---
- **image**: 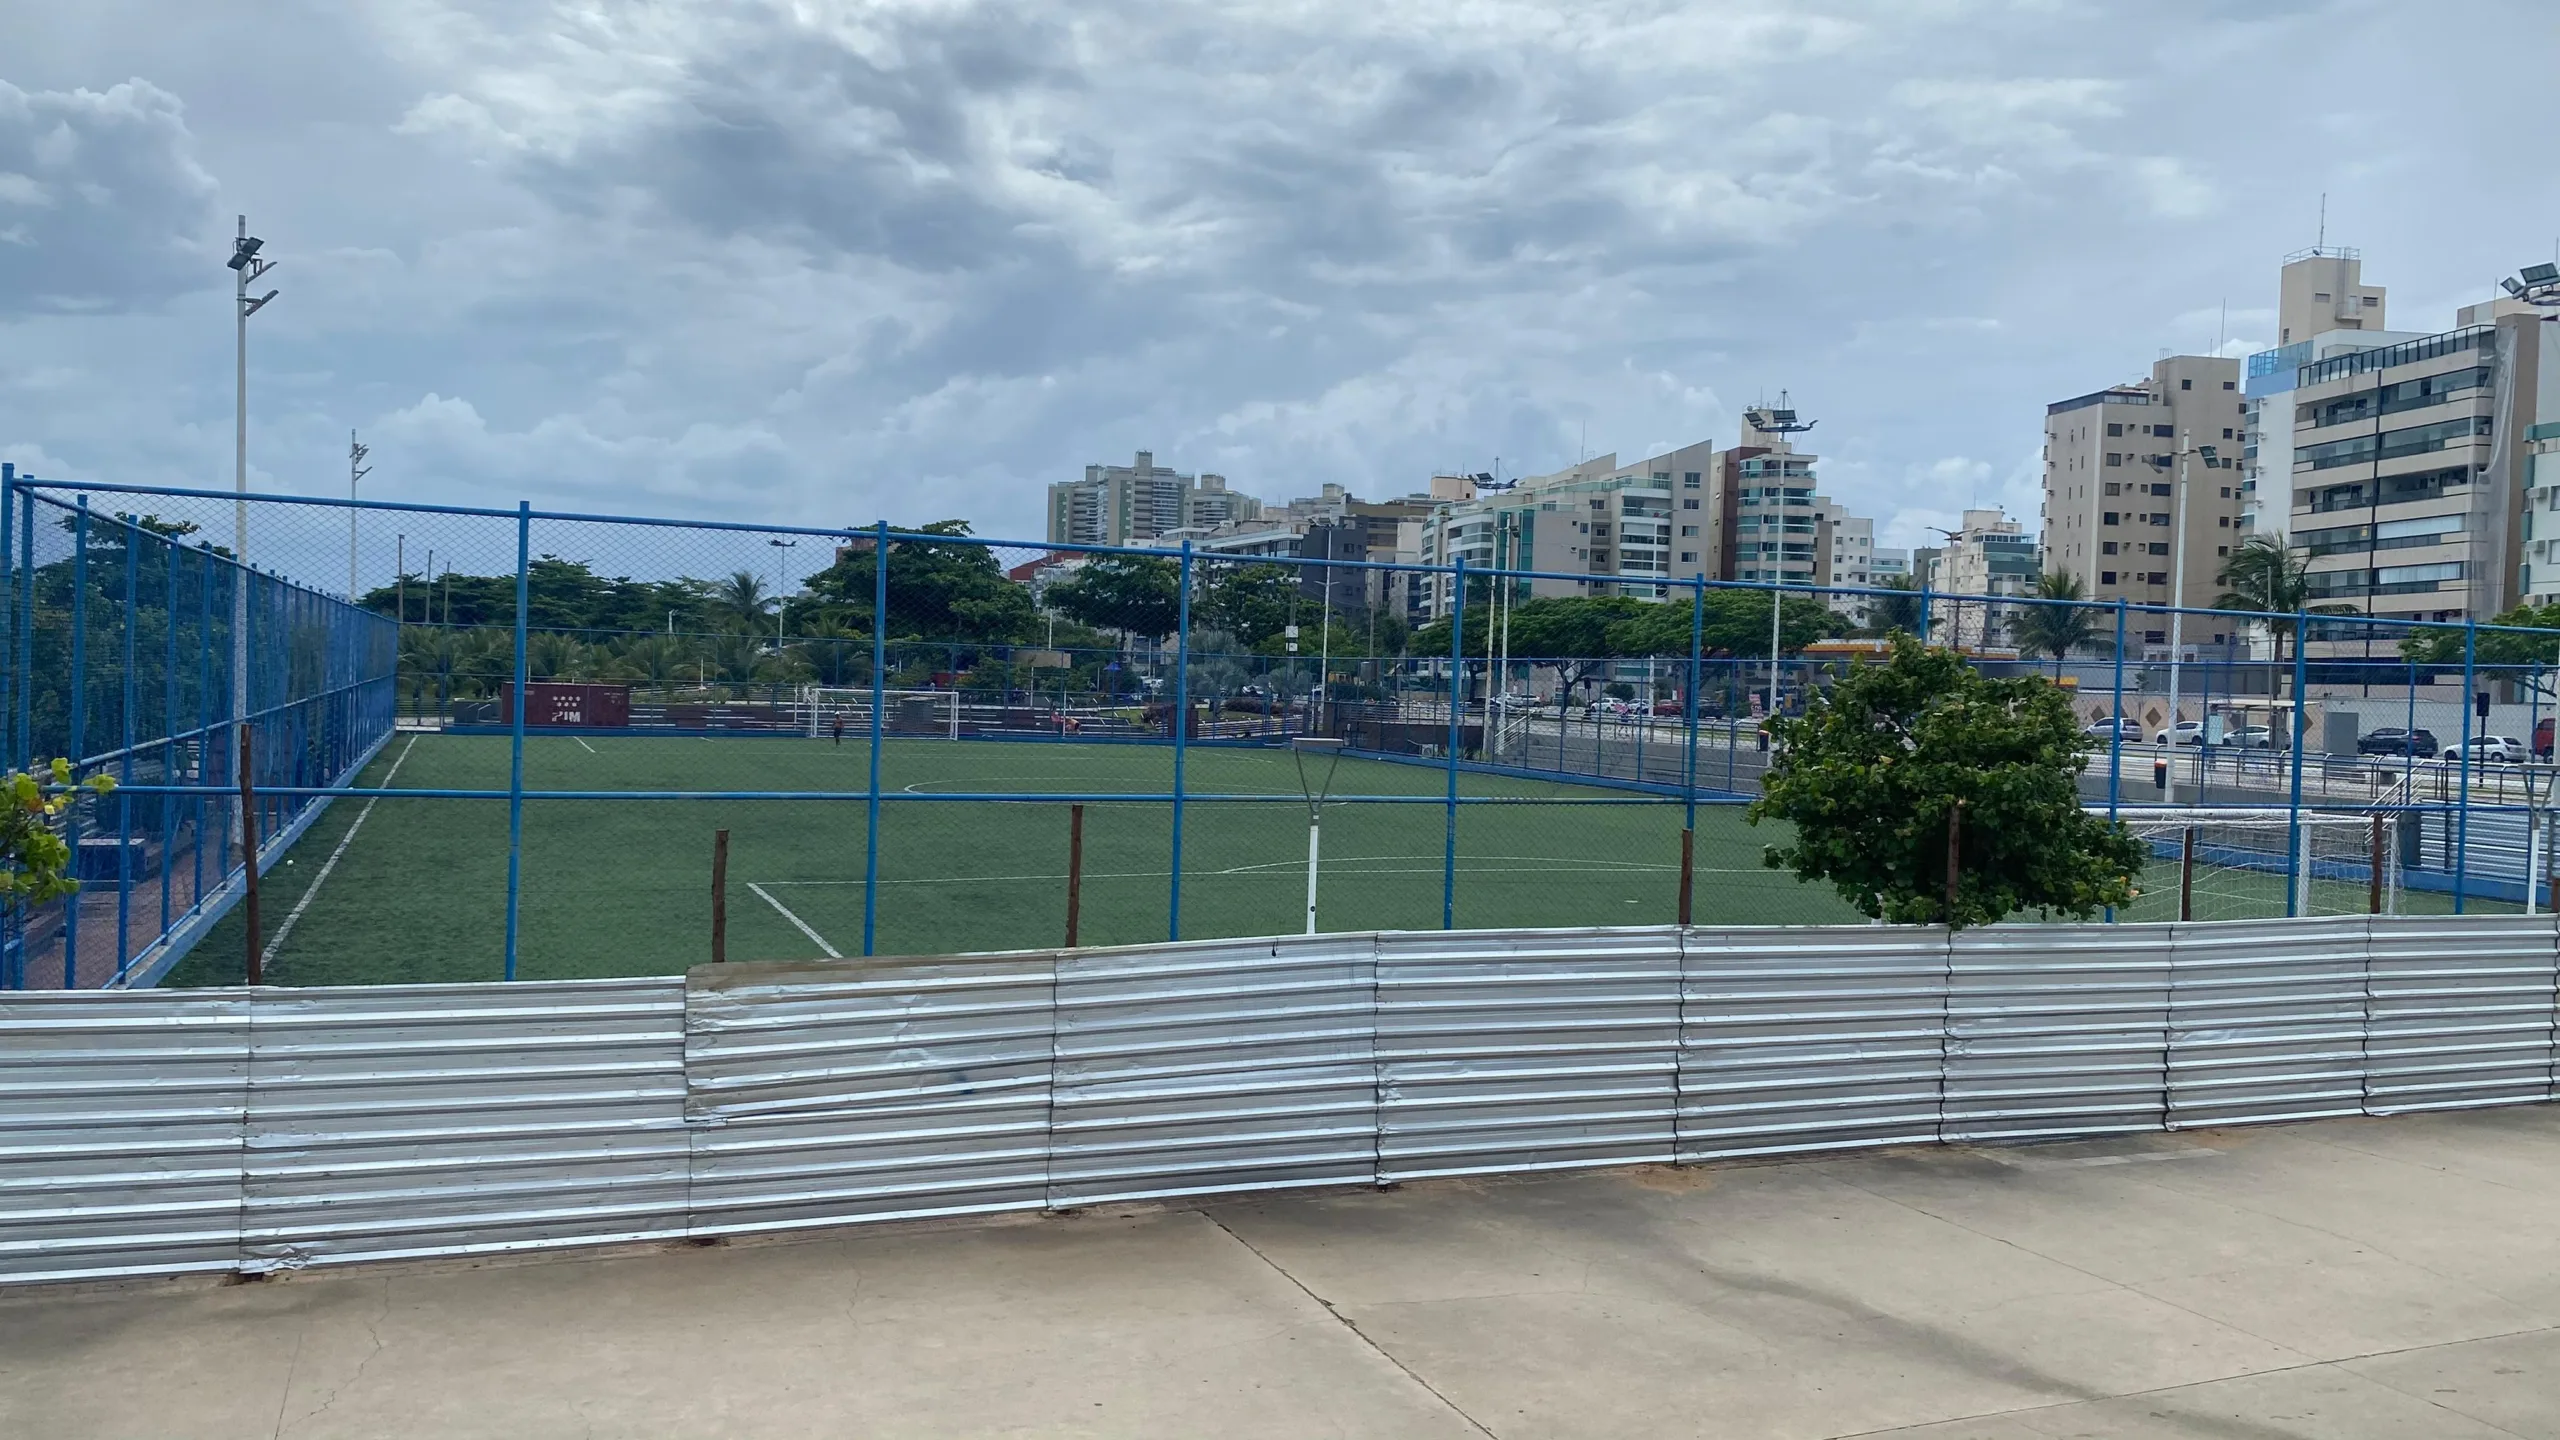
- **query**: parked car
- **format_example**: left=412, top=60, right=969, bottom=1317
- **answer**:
left=2537, top=716, right=2553, bottom=761
left=2230, top=725, right=2276, bottom=750
left=2441, top=736, right=2528, bottom=765
left=2083, top=718, right=2139, bottom=742
left=2153, top=721, right=2207, bottom=746
left=2358, top=727, right=2440, bottom=758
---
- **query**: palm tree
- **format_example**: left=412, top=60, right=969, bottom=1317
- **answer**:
left=2012, top=571, right=2098, bottom=678
left=1866, top=575, right=1924, bottom=636
left=710, top=571, right=772, bottom=633
left=2215, top=535, right=2310, bottom=698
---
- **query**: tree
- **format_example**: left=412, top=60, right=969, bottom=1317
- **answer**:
left=2011, top=571, right=2098, bottom=676
left=710, top=571, right=772, bottom=632
left=2400, top=601, right=2560, bottom=668
left=2, top=760, right=117, bottom=919
left=1749, top=633, right=2145, bottom=928
left=1046, top=555, right=1183, bottom=641
left=1864, top=575, right=1923, bottom=637
left=1199, top=563, right=1298, bottom=646
left=801, top=521, right=1041, bottom=644
left=2212, top=535, right=2353, bottom=697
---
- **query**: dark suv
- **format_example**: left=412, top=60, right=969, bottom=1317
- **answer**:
left=2358, top=728, right=2439, bottom=758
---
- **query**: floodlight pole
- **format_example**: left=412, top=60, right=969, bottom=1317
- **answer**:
left=348, top=430, right=371, bottom=602
left=769, top=538, right=798, bottom=651
left=228, top=215, right=278, bottom=857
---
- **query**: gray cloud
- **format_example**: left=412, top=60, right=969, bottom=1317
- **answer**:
left=2, top=0, right=2555, bottom=567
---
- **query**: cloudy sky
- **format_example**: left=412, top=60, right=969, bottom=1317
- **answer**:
left=4, top=0, right=2556, bottom=558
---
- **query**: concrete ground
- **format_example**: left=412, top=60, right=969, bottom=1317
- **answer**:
left=5, top=1109, right=2557, bottom=1439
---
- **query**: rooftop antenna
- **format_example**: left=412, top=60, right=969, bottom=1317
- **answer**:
left=2317, top=193, right=2326, bottom=251
left=2216, top=298, right=2226, bottom=355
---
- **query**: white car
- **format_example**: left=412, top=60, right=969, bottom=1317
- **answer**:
left=2152, top=721, right=2206, bottom=746
left=2441, top=736, right=2527, bottom=765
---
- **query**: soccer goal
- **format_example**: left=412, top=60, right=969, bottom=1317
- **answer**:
left=800, top=686, right=961, bottom=740
left=2115, top=808, right=2398, bottom=920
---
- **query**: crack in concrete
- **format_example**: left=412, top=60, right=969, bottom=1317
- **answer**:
left=1201, top=1210, right=1502, bottom=1438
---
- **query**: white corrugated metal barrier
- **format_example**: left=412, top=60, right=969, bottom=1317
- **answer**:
left=4, top=916, right=2555, bottom=1286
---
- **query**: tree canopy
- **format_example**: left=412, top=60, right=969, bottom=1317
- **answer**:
left=1748, top=633, right=2144, bottom=928
left=1044, top=554, right=1183, bottom=640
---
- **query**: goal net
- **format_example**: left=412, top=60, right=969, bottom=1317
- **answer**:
left=2114, top=809, right=2396, bottom=920
left=800, top=687, right=960, bottom=740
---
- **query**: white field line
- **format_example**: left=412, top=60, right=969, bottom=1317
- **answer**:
left=746, top=881, right=843, bottom=958
left=261, top=734, right=420, bottom=968
left=575, top=736, right=599, bottom=754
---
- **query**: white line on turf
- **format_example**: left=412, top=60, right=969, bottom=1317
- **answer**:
left=260, top=733, right=419, bottom=969
left=747, top=882, right=843, bottom=958
left=575, top=736, right=599, bottom=754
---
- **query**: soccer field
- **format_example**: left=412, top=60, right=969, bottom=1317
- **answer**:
left=162, top=732, right=2489, bottom=988
left=166, top=734, right=1856, bottom=986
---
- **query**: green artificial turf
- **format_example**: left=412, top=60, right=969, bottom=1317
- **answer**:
left=162, top=733, right=2503, bottom=988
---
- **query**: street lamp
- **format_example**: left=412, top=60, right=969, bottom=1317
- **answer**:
left=2499, top=262, right=2560, bottom=309
left=767, top=538, right=798, bottom=649
left=2165, top=433, right=2220, bottom=756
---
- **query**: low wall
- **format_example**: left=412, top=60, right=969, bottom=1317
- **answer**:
left=3, top=915, right=2555, bottom=1285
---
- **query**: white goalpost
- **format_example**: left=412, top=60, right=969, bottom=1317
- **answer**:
left=2112, top=807, right=2398, bottom=920
left=799, top=686, right=961, bottom=740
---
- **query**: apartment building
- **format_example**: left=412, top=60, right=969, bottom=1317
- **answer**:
left=2042, top=354, right=2248, bottom=637
left=1414, top=408, right=1870, bottom=617
left=2289, top=314, right=2550, bottom=630
left=1927, top=509, right=2039, bottom=648
left=1046, top=450, right=1264, bottom=545
left=1815, top=502, right=1879, bottom=620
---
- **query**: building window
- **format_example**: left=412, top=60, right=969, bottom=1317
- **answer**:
left=1679, top=524, right=1698, bottom=536
left=2104, top=482, right=2121, bottom=496
left=2102, top=541, right=2119, bottom=555
left=2216, top=545, right=2228, bottom=556
left=2151, top=483, right=2172, bottom=496
left=2149, top=513, right=2171, bottom=525
left=2222, top=380, right=2236, bottom=390
left=1681, top=498, right=1699, bottom=510
left=2180, top=379, right=2192, bottom=390
left=1683, top=472, right=1701, bottom=488
left=2145, top=630, right=2168, bottom=644
left=1678, top=551, right=1696, bottom=562
left=2221, top=428, right=2233, bottom=439
left=2101, top=571, right=2118, bottom=585
left=2106, top=453, right=2123, bottom=467
left=2107, top=422, right=2124, bottom=437
left=2219, top=516, right=2230, bottom=527
left=2150, top=572, right=2169, bottom=584
left=2103, top=512, right=2120, bottom=525
left=2220, top=487, right=2231, bottom=498
left=2148, top=543, right=2169, bottom=556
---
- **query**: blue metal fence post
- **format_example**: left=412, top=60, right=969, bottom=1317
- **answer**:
left=116, top=514, right=137, bottom=978
left=2106, top=599, right=2126, bottom=923
left=1169, top=542, right=1193, bottom=942
left=65, top=498, right=89, bottom=987
left=16, top=483, right=32, bottom=770
left=0, top=463, right=12, bottom=773
left=2287, top=606, right=2312, bottom=917
left=1920, top=584, right=1934, bottom=645
left=862, top=522, right=887, bottom=956
left=503, top=501, right=529, bottom=980
left=2454, top=617, right=2476, bottom=914
left=160, top=534, right=177, bottom=947
left=1443, top=558, right=1466, bottom=928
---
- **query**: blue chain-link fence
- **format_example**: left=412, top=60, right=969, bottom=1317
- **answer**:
left=7, top=467, right=2558, bottom=989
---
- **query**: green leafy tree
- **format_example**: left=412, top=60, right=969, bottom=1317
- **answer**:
left=2401, top=601, right=2560, bottom=668
left=2, top=760, right=117, bottom=916
left=801, top=521, right=1041, bottom=644
left=1749, top=634, right=2145, bottom=928
left=709, top=571, right=773, bottom=632
left=2011, top=571, right=2099, bottom=676
left=1200, top=563, right=1299, bottom=646
left=1046, top=554, right=1183, bottom=641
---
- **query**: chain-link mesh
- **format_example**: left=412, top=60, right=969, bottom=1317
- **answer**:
left=10, top=473, right=2560, bottom=989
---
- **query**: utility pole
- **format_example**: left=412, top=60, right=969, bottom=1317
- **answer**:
left=348, top=430, right=371, bottom=601
left=227, top=216, right=279, bottom=857
left=2166, top=433, right=2220, bottom=761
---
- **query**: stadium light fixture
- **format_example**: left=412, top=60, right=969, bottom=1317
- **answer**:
left=2509, top=262, right=2560, bottom=311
